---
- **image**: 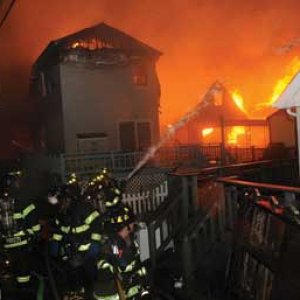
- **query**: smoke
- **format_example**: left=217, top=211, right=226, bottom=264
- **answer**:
left=275, top=37, right=300, bottom=55
left=1, top=0, right=300, bottom=123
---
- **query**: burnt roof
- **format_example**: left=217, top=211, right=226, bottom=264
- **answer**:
left=34, top=22, right=162, bottom=69
left=194, top=81, right=249, bottom=125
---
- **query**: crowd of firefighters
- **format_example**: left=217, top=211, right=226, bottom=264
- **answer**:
left=0, top=168, right=152, bottom=300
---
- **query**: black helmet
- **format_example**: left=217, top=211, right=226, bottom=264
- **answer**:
left=103, top=187, right=122, bottom=208
left=92, top=168, right=117, bottom=188
left=64, top=173, right=81, bottom=199
left=0, top=171, right=22, bottom=196
left=107, top=204, right=135, bottom=233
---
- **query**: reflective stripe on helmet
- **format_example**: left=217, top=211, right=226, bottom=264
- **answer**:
left=105, top=197, right=120, bottom=207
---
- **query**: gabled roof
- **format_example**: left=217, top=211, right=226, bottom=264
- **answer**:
left=35, top=22, right=162, bottom=68
left=273, top=71, right=300, bottom=109
left=194, top=81, right=248, bottom=125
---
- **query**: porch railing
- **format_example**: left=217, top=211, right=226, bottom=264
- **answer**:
left=22, top=145, right=277, bottom=183
left=218, top=177, right=300, bottom=300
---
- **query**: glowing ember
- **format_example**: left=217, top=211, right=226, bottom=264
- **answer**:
left=202, top=128, right=214, bottom=137
left=231, top=89, right=247, bottom=114
left=227, top=126, right=245, bottom=145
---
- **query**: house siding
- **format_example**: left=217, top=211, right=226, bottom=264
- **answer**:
left=268, top=110, right=296, bottom=147
left=60, top=59, right=160, bottom=153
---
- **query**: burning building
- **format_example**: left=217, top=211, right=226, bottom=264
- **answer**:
left=170, top=82, right=269, bottom=149
left=31, top=22, right=162, bottom=154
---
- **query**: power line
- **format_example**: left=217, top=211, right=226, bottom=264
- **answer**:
left=0, top=0, right=16, bottom=31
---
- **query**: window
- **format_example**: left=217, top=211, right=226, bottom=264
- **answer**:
left=119, top=122, right=136, bottom=151
left=119, top=121, right=152, bottom=151
left=137, top=122, right=151, bottom=150
left=132, top=64, right=147, bottom=86
left=77, top=132, right=108, bottom=153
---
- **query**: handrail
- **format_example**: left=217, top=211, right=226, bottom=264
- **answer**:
left=218, top=177, right=300, bottom=193
left=170, top=160, right=273, bottom=176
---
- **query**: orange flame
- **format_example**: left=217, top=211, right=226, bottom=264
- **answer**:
left=231, top=89, right=247, bottom=114
left=227, top=126, right=245, bottom=145
left=202, top=128, right=214, bottom=137
left=256, top=57, right=300, bottom=110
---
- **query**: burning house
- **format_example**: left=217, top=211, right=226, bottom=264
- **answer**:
left=170, top=82, right=269, bottom=149
left=31, top=22, right=162, bottom=154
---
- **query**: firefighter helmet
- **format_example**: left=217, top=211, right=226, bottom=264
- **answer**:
left=108, top=204, right=136, bottom=233
left=103, top=187, right=122, bottom=208
left=0, top=171, right=22, bottom=195
left=64, top=173, right=81, bottom=199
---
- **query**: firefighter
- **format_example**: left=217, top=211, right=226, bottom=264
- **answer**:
left=0, top=171, right=41, bottom=299
left=88, top=168, right=121, bottom=213
left=48, top=174, right=103, bottom=298
left=93, top=204, right=151, bottom=300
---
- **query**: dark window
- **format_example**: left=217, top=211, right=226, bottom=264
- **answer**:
left=137, top=122, right=151, bottom=150
left=132, top=65, right=147, bottom=86
left=119, top=122, right=136, bottom=151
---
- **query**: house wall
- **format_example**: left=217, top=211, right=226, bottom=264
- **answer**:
left=34, top=65, right=65, bottom=153
left=268, top=110, right=296, bottom=147
left=59, top=59, right=160, bottom=153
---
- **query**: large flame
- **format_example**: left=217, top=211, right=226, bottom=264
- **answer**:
left=227, top=126, right=246, bottom=145
left=255, top=57, right=300, bottom=110
left=231, top=89, right=247, bottom=114
left=202, top=127, right=214, bottom=137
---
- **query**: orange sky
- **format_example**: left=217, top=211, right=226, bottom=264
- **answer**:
left=1, top=0, right=300, bottom=128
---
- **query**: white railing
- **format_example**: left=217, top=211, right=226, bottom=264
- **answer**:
left=122, top=180, right=168, bottom=217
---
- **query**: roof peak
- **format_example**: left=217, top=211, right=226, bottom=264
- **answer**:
left=35, top=22, right=162, bottom=69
